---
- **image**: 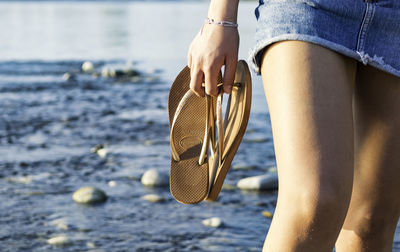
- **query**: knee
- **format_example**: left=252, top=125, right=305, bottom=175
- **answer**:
left=281, top=185, right=352, bottom=226
left=347, top=207, right=399, bottom=241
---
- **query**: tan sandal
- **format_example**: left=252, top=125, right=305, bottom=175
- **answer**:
left=206, top=60, right=252, bottom=201
left=168, top=60, right=251, bottom=204
left=168, top=66, right=222, bottom=204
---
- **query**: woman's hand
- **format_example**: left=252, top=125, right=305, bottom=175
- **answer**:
left=188, top=23, right=239, bottom=97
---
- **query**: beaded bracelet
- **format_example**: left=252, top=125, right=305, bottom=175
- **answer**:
left=205, top=18, right=238, bottom=28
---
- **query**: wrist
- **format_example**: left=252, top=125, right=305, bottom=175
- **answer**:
left=207, top=0, right=239, bottom=23
left=205, top=18, right=238, bottom=28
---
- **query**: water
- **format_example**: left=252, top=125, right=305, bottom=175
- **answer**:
left=0, top=1, right=399, bottom=251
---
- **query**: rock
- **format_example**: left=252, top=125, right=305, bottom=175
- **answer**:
left=141, top=194, right=165, bottom=203
left=237, top=173, right=278, bottom=191
left=90, top=144, right=104, bottom=153
left=101, top=67, right=112, bottom=78
left=90, top=144, right=107, bottom=158
left=202, top=217, right=223, bottom=228
left=232, top=165, right=257, bottom=171
left=243, top=137, right=269, bottom=143
left=82, top=61, right=94, bottom=73
left=72, top=187, right=107, bottom=204
left=86, top=242, right=96, bottom=248
left=101, top=65, right=140, bottom=79
left=96, top=148, right=107, bottom=158
left=221, top=184, right=236, bottom=191
left=47, top=235, right=72, bottom=247
left=141, top=169, right=169, bottom=187
left=49, top=219, right=70, bottom=230
left=62, top=72, right=76, bottom=81
left=122, top=68, right=140, bottom=77
left=108, top=181, right=117, bottom=187
left=262, top=211, right=273, bottom=218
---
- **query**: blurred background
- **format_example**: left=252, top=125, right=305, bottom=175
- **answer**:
left=0, top=0, right=398, bottom=251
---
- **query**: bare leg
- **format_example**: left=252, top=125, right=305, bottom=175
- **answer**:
left=260, top=41, right=357, bottom=251
left=336, top=65, right=400, bottom=252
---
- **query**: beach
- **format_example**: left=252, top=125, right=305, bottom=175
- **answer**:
left=0, top=1, right=399, bottom=251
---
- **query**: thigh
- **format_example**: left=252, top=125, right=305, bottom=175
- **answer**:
left=351, top=64, right=400, bottom=221
left=261, top=40, right=357, bottom=199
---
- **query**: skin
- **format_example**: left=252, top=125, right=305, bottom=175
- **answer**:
left=188, top=1, right=400, bottom=251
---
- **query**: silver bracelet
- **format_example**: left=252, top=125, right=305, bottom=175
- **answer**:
left=205, top=18, right=238, bottom=28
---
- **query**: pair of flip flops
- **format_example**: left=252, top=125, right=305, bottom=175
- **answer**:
left=168, top=60, right=252, bottom=204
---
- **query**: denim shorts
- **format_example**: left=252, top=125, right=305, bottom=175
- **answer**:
left=249, top=0, right=400, bottom=78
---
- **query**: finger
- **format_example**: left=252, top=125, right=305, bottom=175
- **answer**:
left=204, top=65, right=219, bottom=97
left=190, top=66, right=205, bottom=97
left=187, top=46, right=193, bottom=68
left=223, top=58, right=237, bottom=94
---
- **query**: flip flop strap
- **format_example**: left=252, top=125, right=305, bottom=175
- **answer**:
left=214, top=82, right=240, bottom=165
left=170, top=90, right=213, bottom=164
left=170, top=90, right=192, bottom=162
left=216, top=92, right=224, bottom=166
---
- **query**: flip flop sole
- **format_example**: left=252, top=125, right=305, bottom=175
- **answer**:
left=168, top=66, right=223, bottom=204
left=206, top=60, right=252, bottom=201
left=168, top=67, right=209, bottom=204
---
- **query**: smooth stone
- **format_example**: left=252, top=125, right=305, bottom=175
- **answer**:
left=90, top=144, right=107, bottom=158
left=82, top=61, right=94, bottom=73
left=141, top=169, right=169, bottom=187
left=243, top=137, right=269, bottom=143
left=90, top=144, right=104, bottom=153
left=96, top=148, right=107, bottom=158
left=6, top=173, right=51, bottom=184
left=221, top=184, right=236, bottom=191
left=141, top=194, right=164, bottom=203
left=108, top=181, right=117, bottom=187
left=86, top=242, right=96, bottom=248
left=122, top=68, right=140, bottom=77
left=101, top=67, right=112, bottom=78
left=262, top=211, right=273, bottom=218
left=72, top=187, right=107, bottom=204
left=47, top=235, right=72, bottom=247
left=63, top=72, right=76, bottom=81
left=202, top=217, right=223, bottom=228
left=49, top=219, right=70, bottom=230
left=232, top=165, right=257, bottom=171
left=237, top=173, right=278, bottom=191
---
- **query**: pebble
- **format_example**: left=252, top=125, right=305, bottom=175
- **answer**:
left=108, top=181, right=117, bottom=187
left=232, top=165, right=257, bottom=171
left=82, top=61, right=94, bottom=73
left=62, top=72, right=76, bottom=81
left=72, top=187, right=107, bottom=204
left=262, top=211, right=273, bottom=218
left=141, top=194, right=165, bottom=203
left=47, top=235, right=72, bottom=247
left=50, top=219, right=70, bottom=230
left=141, top=169, right=169, bottom=187
left=86, top=242, right=96, bottom=248
left=243, top=137, right=269, bottom=143
left=96, top=148, right=108, bottom=158
left=101, top=67, right=113, bottom=78
left=202, top=217, right=223, bottom=228
left=221, top=184, right=236, bottom=191
left=237, top=173, right=278, bottom=191
left=90, top=144, right=107, bottom=158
